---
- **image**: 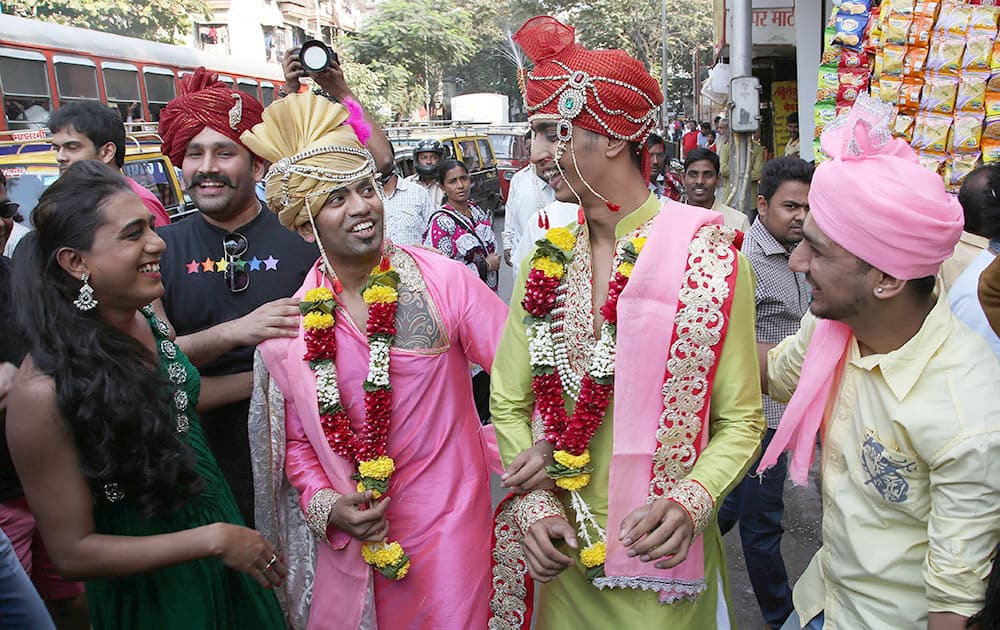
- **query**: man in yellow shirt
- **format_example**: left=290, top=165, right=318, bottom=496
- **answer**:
left=760, top=95, right=1000, bottom=630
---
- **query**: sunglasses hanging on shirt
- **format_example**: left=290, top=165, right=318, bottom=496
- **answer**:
left=223, top=232, right=250, bottom=293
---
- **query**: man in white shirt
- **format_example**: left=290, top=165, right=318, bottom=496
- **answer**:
left=683, top=147, right=751, bottom=232
left=502, top=131, right=555, bottom=270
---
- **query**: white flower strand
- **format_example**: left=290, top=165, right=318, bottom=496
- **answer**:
left=316, top=361, right=341, bottom=409
left=569, top=490, right=607, bottom=547
left=528, top=322, right=556, bottom=367
left=588, top=322, right=616, bottom=380
left=366, top=338, right=391, bottom=387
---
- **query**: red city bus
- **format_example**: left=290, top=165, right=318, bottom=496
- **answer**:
left=0, top=13, right=283, bottom=134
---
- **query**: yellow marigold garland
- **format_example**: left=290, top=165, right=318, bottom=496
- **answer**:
left=617, top=261, right=635, bottom=278
left=630, top=236, right=647, bottom=254
left=532, top=257, right=565, bottom=279
left=546, top=226, right=576, bottom=251
left=555, top=473, right=591, bottom=491
left=553, top=449, right=590, bottom=469
left=304, top=287, right=335, bottom=302
left=580, top=541, right=607, bottom=568
left=358, top=456, right=395, bottom=480
left=303, top=311, right=335, bottom=330
left=362, top=284, right=398, bottom=305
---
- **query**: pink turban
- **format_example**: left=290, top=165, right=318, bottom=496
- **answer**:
left=809, top=96, right=963, bottom=279
left=758, top=94, right=963, bottom=485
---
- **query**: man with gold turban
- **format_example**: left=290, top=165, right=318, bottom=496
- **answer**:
left=154, top=68, right=321, bottom=526
left=241, top=91, right=508, bottom=629
left=488, top=16, right=764, bottom=629
left=757, top=94, right=1000, bottom=630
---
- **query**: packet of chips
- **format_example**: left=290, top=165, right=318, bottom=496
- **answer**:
left=917, top=152, right=947, bottom=175
left=952, top=113, right=985, bottom=152
left=921, top=74, right=959, bottom=114
left=890, top=0, right=915, bottom=12
left=838, top=0, right=871, bottom=14
left=883, top=44, right=907, bottom=76
left=956, top=73, right=989, bottom=111
left=970, top=5, right=1000, bottom=34
left=926, top=34, right=966, bottom=76
left=893, top=113, right=917, bottom=140
left=984, top=113, right=1000, bottom=139
left=866, top=5, right=884, bottom=51
left=987, top=87, right=1000, bottom=116
left=835, top=13, right=869, bottom=49
left=948, top=153, right=982, bottom=189
left=991, top=37, right=1000, bottom=70
left=815, top=103, right=838, bottom=139
left=936, top=3, right=973, bottom=34
left=914, top=0, right=941, bottom=17
left=818, top=65, right=841, bottom=101
left=885, top=12, right=913, bottom=45
left=899, top=76, right=926, bottom=114
left=982, top=138, right=1000, bottom=162
left=912, top=112, right=952, bottom=154
left=904, top=47, right=930, bottom=77
left=822, top=41, right=844, bottom=65
left=964, top=35, right=994, bottom=72
left=879, top=74, right=904, bottom=103
left=907, top=16, right=935, bottom=47
left=840, top=48, right=867, bottom=69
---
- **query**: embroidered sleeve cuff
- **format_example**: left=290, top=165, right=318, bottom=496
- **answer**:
left=305, top=488, right=342, bottom=540
left=666, top=479, right=714, bottom=536
left=512, top=489, right=566, bottom=534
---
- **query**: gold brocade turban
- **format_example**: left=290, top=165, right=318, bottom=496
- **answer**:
left=240, top=92, right=376, bottom=229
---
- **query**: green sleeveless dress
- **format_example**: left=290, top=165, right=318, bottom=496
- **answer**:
left=85, top=308, right=285, bottom=629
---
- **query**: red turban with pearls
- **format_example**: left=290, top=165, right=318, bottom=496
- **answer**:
left=513, top=16, right=662, bottom=145
left=159, top=67, right=265, bottom=167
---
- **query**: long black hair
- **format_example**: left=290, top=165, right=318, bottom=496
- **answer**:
left=12, top=160, right=203, bottom=519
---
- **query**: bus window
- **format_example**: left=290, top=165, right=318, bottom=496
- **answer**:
left=261, top=82, right=275, bottom=106
left=54, top=55, right=100, bottom=105
left=102, top=62, right=142, bottom=122
left=0, top=47, right=53, bottom=130
left=218, top=76, right=235, bottom=90
left=237, top=79, right=258, bottom=101
left=144, top=68, right=176, bottom=123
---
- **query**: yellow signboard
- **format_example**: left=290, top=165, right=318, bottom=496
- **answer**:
left=772, top=80, right=798, bottom=156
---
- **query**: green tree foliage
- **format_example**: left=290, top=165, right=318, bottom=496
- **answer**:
left=345, top=0, right=478, bottom=116
left=6, top=0, right=211, bottom=44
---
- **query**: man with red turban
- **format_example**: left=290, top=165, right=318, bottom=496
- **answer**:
left=153, top=67, right=320, bottom=525
left=489, top=16, right=764, bottom=629
left=759, top=94, right=1000, bottom=630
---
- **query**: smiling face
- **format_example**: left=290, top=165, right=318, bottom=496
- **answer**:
left=683, top=159, right=719, bottom=208
left=530, top=122, right=605, bottom=205
left=181, top=126, right=264, bottom=220
left=790, top=213, right=876, bottom=321
left=306, top=177, right=384, bottom=264
left=77, top=189, right=167, bottom=312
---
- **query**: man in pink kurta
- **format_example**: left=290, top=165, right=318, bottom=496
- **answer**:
left=241, top=93, right=506, bottom=628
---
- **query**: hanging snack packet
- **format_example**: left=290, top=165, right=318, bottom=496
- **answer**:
left=984, top=114, right=1000, bottom=139
left=899, top=76, right=926, bottom=113
left=952, top=113, right=985, bottom=152
left=964, top=35, right=994, bottom=72
left=937, top=3, right=973, bottom=34
left=912, top=112, right=952, bottom=154
left=987, top=87, right=1000, bottom=117
left=818, top=65, right=841, bottom=102
left=890, top=0, right=915, bottom=12
left=879, top=74, right=904, bottom=103
left=904, top=46, right=931, bottom=76
left=970, top=4, right=1000, bottom=35
left=883, top=43, right=908, bottom=76
left=815, top=102, right=838, bottom=139
left=926, top=34, right=966, bottom=75
left=914, top=0, right=941, bottom=18
left=893, top=113, right=917, bottom=140
left=917, top=152, right=947, bottom=175
left=982, top=138, right=1000, bottom=162
left=921, top=74, right=960, bottom=114
left=956, top=73, right=989, bottom=111
left=948, top=153, right=982, bottom=189
left=840, top=48, right=868, bottom=69
left=839, top=0, right=871, bottom=14
left=908, top=15, right=935, bottom=47
left=885, top=12, right=913, bottom=45
left=835, top=13, right=870, bottom=49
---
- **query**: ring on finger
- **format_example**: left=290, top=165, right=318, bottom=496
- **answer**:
left=264, top=553, right=278, bottom=572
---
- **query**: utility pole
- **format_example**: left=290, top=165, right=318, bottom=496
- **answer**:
left=727, top=0, right=761, bottom=213
left=661, top=0, right=668, bottom=129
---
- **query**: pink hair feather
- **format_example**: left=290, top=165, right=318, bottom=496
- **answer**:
left=342, top=97, right=371, bottom=146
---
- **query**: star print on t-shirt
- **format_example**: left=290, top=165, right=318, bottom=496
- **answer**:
left=186, top=260, right=200, bottom=274
left=185, top=255, right=281, bottom=274
left=262, top=256, right=279, bottom=270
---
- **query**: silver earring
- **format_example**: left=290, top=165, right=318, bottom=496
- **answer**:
left=875, top=288, right=884, bottom=294
left=74, top=273, right=98, bottom=311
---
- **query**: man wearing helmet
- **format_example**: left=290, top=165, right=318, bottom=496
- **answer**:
left=405, top=138, right=446, bottom=207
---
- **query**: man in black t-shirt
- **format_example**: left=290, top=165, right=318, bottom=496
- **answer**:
left=155, top=69, right=319, bottom=524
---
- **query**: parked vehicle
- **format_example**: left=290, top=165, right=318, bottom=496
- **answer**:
left=0, top=128, right=192, bottom=223
left=386, top=123, right=502, bottom=211
left=486, top=123, right=530, bottom=203
left=0, top=13, right=282, bottom=132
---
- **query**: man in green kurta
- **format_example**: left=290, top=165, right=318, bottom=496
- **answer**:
left=488, top=16, right=766, bottom=629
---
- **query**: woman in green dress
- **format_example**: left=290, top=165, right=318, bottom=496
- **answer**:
left=5, top=160, right=286, bottom=629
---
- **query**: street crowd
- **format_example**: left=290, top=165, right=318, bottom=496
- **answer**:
left=0, top=14, right=998, bottom=630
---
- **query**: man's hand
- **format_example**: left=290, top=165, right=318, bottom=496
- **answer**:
left=328, top=491, right=390, bottom=542
left=501, top=441, right=555, bottom=494
left=309, top=60, right=353, bottom=102
left=523, top=516, right=577, bottom=582
left=504, top=248, right=512, bottom=267
left=223, top=297, right=301, bottom=347
left=282, top=49, right=306, bottom=94
left=0, top=362, right=17, bottom=412
left=618, top=498, right=694, bottom=569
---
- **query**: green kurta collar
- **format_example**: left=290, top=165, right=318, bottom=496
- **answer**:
left=613, top=192, right=660, bottom=239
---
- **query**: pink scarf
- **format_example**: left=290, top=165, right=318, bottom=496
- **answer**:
left=602, top=201, right=739, bottom=601
left=757, top=94, right=963, bottom=484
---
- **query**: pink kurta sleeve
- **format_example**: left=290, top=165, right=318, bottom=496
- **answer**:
left=285, top=400, right=352, bottom=549
left=453, top=263, right=508, bottom=372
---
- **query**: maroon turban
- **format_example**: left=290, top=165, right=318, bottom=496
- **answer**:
left=159, top=67, right=265, bottom=167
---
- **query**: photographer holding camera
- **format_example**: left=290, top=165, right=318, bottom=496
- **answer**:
left=0, top=172, right=30, bottom=258
left=280, top=44, right=395, bottom=178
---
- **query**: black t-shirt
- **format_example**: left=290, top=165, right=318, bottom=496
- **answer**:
left=158, top=206, right=319, bottom=377
left=158, top=207, right=318, bottom=522
left=0, top=255, right=27, bottom=502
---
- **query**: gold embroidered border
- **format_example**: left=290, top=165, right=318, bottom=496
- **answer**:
left=667, top=479, right=714, bottom=536
left=648, top=224, right=737, bottom=501
left=559, top=225, right=596, bottom=381
left=305, top=487, right=342, bottom=540
left=512, top=489, right=567, bottom=534
left=488, top=500, right=530, bottom=630
left=386, top=243, right=451, bottom=355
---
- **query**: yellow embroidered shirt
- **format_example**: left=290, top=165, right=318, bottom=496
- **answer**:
left=768, top=297, right=1000, bottom=629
